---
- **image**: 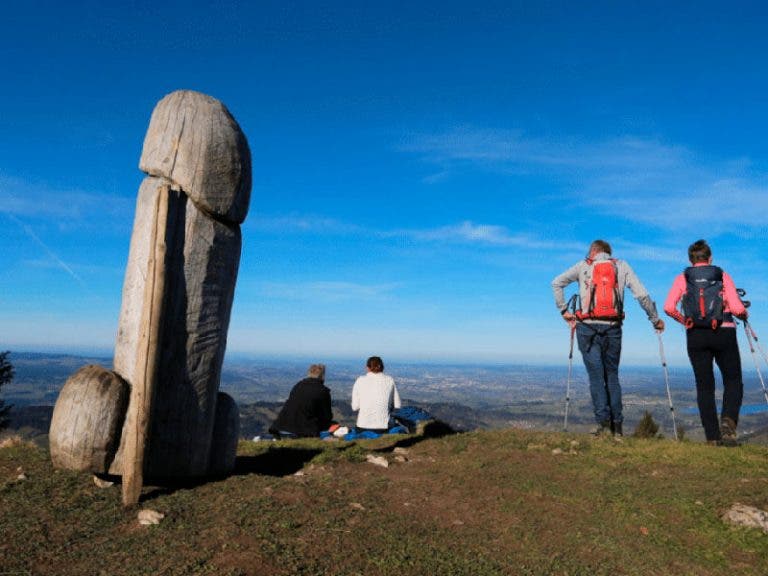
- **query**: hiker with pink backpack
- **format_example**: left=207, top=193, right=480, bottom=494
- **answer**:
left=552, top=240, right=665, bottom=437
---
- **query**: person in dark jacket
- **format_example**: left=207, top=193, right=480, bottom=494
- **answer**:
left=269, top=364, right=334, bottom=438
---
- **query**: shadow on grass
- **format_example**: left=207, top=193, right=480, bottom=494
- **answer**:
left=374, top=419, right=457, bottom=452
left=139, top=477, right=210, bottom=503
left=233, top=447, right=323, bottom=477
left=133, top=422, right=455, bottom=503
left=127, top=447, right=325, bottom=503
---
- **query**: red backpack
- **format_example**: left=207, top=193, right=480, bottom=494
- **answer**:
left=577, top=259, right=624, bottom=321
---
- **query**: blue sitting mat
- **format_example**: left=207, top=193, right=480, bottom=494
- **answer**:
left=344, top=430, right=381, bottom=440
left=343, top=425, right=407, bottom=441
left=393, top=406, right=434, bottom=432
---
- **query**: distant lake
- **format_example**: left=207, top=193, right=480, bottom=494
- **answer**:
left=682, top=403, right=768, bottom=415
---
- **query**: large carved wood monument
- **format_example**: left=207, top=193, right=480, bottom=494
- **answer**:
left=49, top=90, right=251, bottom=505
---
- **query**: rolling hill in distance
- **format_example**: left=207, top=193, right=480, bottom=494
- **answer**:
left=5, top=351, right=768, bottom=444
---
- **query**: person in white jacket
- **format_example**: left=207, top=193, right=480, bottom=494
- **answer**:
left=351, top=356, right=401, bottom=433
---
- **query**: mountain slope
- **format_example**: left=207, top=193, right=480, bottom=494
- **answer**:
left=1, top=428, right=767, bottom=575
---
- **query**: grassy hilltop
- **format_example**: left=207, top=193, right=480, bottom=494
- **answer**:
left=2, top=429, right=768, bottom=576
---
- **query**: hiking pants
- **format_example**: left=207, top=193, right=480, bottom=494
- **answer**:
left=686, top=327, right=743, bottom=441
left=576, top=323, right=623, bottom=425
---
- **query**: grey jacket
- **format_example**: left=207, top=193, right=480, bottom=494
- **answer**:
left=551, top=251, right=660, bottom=325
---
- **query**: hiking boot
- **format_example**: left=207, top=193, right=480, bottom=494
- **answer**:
left=592, top=421, right=611, bottom=437
left=720, top=417, right=739, bottom=447
left=706, top=440, right=722, bottom=447
left=613, top=422, right=623, bottom=437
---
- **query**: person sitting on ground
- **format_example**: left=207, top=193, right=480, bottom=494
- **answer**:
left=351, top=356, right=402, bottom=434
left=269, top=364, right=334, bottom=438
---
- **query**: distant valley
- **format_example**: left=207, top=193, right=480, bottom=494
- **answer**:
left=4, top=351, right=768, bottom=444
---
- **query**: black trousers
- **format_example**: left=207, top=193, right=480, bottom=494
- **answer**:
left=686, top=327, right=743, bottom=441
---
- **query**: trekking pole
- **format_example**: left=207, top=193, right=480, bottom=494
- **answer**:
left=563, top=294, right=579, bottom=431
left=563, top=322, right=576, bottom=431
left=656, top=332, right=679, bottom=441
left=735, top=289, right=768, bottom=406
left=742, top=320, right=768, bottom=406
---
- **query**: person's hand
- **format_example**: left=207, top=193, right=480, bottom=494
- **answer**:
left=654, top=319, right=665, bottom=333
left=736, top=311, right=749, bottom=321
left=562, top=312, right=576, bottom=326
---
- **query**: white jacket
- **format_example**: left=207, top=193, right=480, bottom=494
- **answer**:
left=351, top=372, right=402, bottom=429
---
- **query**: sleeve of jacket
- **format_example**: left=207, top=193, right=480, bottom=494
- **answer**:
left=620, top=260, right=660, bottom=324
left=663, top=274, right=686, bottom=325
left=723, top=272, right=747, bottom=318
left=319, top=386, right=333, bottom=427
left=552, top=262, right=581, bottom=312
left=392, top=383, right=402, bottom=410
left=351, top=379, right=360, bottom=412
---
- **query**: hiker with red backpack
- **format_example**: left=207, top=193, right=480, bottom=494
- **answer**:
left=663, top=239, right=748, bottom=446
left=553, top=239, right=665, bottom=437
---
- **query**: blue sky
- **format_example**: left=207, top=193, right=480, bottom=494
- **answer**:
left=2, top=1, right=768, bottom=365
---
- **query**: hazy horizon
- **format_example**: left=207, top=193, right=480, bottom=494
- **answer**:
left=0, top=345, right=715, bottom=371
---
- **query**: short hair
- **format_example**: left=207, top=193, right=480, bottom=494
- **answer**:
left=366, top=356, right=384, bottom=373
left=688, top=239, right=711, bottom=264
left=589, top=239, right=612, bottom=256
left=307, top=364, right=326, bottom=379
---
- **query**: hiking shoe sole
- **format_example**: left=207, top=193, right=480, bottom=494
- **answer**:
left=720, top=417, right=738, bottom=443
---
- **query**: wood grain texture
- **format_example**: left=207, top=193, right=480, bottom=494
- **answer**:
left=139, top=90, right=251, bottom=224
left=208, top=392, right=240, bottom=476
left=112, top=177, right=241, bottom=478
left=122, top=184, right=168, bottom=506
left=49, top=365, right=128, bottom=472
left=51, top=91, right=249, bottom=481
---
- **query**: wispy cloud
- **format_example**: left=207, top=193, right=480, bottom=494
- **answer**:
left=259, top=281, right=399, bottom=302
left=610, top=240, right=683, bottom=264
left=0, top=174, right=134, bottom=226
left=23, top=258, right=124, bottom=276
left=402, top=127, right=688, bottom=172
left=402, top=127, right=768, bottom=233
left=589, top=177, right=768, bottom=231
left=405, top=221, right=514, bottom=244
left=395, top=221, right=583, bottom=251
left=248, top=214, right=359, bottom=234
left=254, top=213, right=579, bottom=253
left=6, top=213, right=87, bottom=288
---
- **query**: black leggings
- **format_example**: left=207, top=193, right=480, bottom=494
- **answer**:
left=686, top=327, right=743, bottom=441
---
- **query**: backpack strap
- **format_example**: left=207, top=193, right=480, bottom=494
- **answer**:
left=682, top=265, right=727, bottom=330
left=578, top=322, right=610, bottom=353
